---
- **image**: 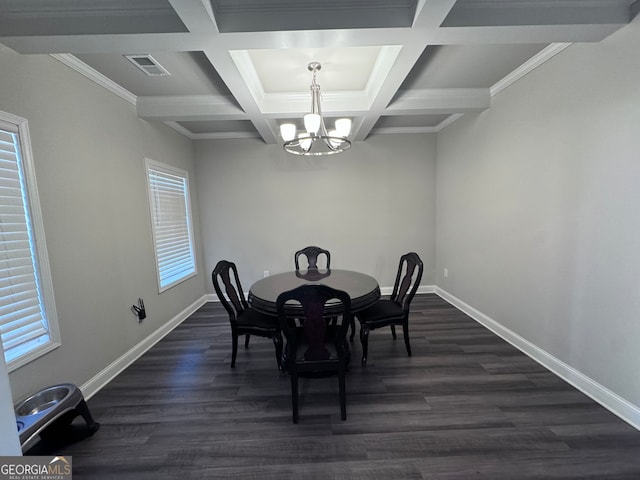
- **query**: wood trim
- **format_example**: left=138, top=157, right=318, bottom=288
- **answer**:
left=80, top=295, right=208, bottom=400
left=436, top=286, right=640, bottom=430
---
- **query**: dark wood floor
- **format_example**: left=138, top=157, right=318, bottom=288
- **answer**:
left=27, top=294, right=640, bottom=479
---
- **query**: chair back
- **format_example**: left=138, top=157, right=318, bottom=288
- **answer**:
left=294, top=246, right=331, bottom=270
left=212, top=260, right=248, bottom=323
left=277, top=284, right=351, bottom=368
left=390, top=252, right=424, bottom=312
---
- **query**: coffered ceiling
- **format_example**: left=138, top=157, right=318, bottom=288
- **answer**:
left=0, top=0, right=637, bottom=143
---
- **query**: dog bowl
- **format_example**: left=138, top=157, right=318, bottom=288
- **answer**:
left=15, top=384, right=76, bottom=416
left=15, top=383, right=99, bottom=452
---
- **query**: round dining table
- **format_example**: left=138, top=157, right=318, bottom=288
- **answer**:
left=248, top=268, right=380, bottom=317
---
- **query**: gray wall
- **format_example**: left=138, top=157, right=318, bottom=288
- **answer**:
left=436, top=18, right=640, bottom=408
left=1, top=11, right=638, bottom=444
left=195, top=133, right=437, bottom=291
left=0, top=45, right=206, bottom=402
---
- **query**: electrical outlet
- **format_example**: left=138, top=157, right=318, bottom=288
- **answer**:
left=444, top=268, right=448, bottom=278
left=263, top=270, right=269, bottom=278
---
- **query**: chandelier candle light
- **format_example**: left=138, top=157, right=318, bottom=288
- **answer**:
left=280, top=62, right=352, bottom=155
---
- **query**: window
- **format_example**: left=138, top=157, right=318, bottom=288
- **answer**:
left=0, top=111, right=60, bottom=371
left=145, top=158, right=197, bottom=292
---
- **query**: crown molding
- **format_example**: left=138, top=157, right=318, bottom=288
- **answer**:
left=434, top=113, right=465, bottom=131
left=164, top=121, right=195, bottom=139
left=371, top=112, right=464, bottom=135
left=50, top=54, right=137, bottom=105
left=191, top=131, right=261, bottom=140
left=387, top=88, right=490, bottom=114
left=371, top=126, right=439, bottom=135
left=426, top=43, right=572, bottom=133
left=231, top=45, right=400, bottom=115
left=165, top=121, right=261, bottom=140
left=490, top=43, right=572, bottom=96
left=260, top=91, right=371, bottom=116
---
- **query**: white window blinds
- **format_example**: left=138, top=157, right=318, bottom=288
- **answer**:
left=145, top=159, right=196, bottom=292
left=0, top=114, right=59, bottom=369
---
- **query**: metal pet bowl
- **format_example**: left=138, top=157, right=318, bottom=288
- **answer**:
left=16, top=384, right=76, bottom=416
left=15, top=383, right=99, bottom=452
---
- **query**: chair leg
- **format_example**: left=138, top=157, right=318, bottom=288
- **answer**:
left=360, top=325, right=370, bottom=366
left=231, top=331, right=239, bottom=368
left=244, top=334, right=250, bottom=348
left=291, top=372, right=299, bottom=424
left=338, top=362, right=347, bottom=421
left=273, top=334, right=284, bottom=373
left=390, top=325, right=397, bottom=339
left=403, top=320, right=412, bottom=357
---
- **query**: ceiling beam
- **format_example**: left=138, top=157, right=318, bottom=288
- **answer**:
left=0, top=14, right=626, bottom=56
left=167, top=0, right=219, bottom=33
left=201, top=46, right=279, bottom=144
left=2, top=0, right=635, bottom=144
left=386, top=89, right=490, bottom=115
left=0, top=33, right=212, bottom=55
left=352, top=41, right=427, bottom=141
left=413, top=0, right=457, bottom=28
left=137, top=95, right=245, bottom=121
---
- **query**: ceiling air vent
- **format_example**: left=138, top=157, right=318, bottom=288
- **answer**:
left=124, top=54, right=170, bottom=77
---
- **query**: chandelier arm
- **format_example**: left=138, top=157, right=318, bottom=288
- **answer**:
left=317, top=96, right=330, bottom=138
left=324, top=135, right=349, bottom=151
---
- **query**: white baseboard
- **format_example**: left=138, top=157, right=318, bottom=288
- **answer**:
left=204, top=293, right=218, bottom=302
left=80, top=295, right=208, bottom=400
left=84, top=286, right=640, bottom=432
left=435, top=287, right=640, bottom=431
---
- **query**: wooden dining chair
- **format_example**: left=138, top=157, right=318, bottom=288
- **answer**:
left=277, top=284, right=352, bottom=423
left=293, top=246, right=355, bottom=341
left=212, top=260, right=283, bottom=372
left=355, top=252, right=423, bottom=366
left=294, top=246, right=331, bottom=270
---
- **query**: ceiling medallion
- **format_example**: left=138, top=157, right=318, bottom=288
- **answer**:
left=280, top=62, right=352, bottom=156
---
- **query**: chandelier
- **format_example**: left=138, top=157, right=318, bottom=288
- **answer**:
left=280, top=62, right=352, bottom=156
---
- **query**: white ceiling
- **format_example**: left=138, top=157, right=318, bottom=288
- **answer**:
left=1, top=0, right=638, bottom=143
